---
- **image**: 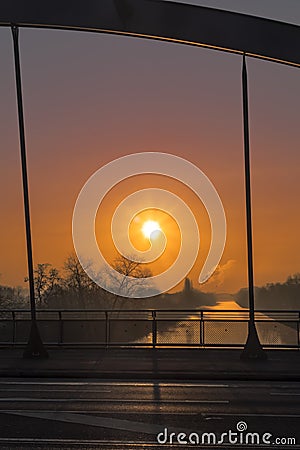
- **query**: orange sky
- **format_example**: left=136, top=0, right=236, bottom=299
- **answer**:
left=0, top=27, right=299, bottom=294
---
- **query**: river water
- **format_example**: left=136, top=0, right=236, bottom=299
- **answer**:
left=135, top=297, right=297, bottom=347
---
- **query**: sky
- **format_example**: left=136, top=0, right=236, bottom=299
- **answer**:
left=0, top=1, right=299, bottom=297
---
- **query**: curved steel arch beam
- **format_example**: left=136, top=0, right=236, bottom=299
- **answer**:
left=0, top=0, right=299, bottom=67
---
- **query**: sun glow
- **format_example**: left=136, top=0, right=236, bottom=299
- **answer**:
left=142, top=220, right=161, bottom=239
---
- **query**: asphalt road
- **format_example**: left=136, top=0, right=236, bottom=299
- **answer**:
left=0, top=379, right=299, bottom=449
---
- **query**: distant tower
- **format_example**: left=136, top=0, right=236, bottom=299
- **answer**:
left=184, top=277, right=192, bottom=293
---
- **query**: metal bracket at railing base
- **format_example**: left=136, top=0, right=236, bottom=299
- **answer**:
left=240, top=321, right=267, bottom=360
left=23, top=320, right=49, bottom=359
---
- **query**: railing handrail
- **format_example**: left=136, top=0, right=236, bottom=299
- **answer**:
left=0, top=307, right=299, bottom=349
left=0, top=308, right=299, bottom=314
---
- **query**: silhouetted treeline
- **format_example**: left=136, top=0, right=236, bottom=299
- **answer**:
left=0, top=255, right=216, bottom=310
left=0, top=285, right=28, bottom=309
left=1, top=256, right=299, bottom=311
left=236, top=273, right=300, bottom=310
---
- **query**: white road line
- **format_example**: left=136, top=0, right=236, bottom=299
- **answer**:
left=1, top=381, right=299, bottom=390
left=142, top=383, right=229, bottom=388
left=0, top=409, right=198, bottom=415
left=0, top=381, right=229, bottom=387
left=0, top=439, right=164, bottom=448
left=270, top=392, right=300, bottom=396
left=203, top=413, right=300, bottom=418
left=0, top=398, right=229, bottom=403
left=0, top=438, right=155, bottom=445
left=0, top=389, right=112, bottom=393
left=5, top=411, right=190, bottom=435
left=277, top=385, right=300, bottom=388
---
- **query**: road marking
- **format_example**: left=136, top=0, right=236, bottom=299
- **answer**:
left=0, top=389, right=112, bottom=393
left=270, top=392, right=300, bottom=396
left=0, top=381, right=229, bottom=387
left=0, top=439, right=162, bottom=447
left=0, top=398, right=229, bottom=404
left=2, top=380, right=298, bottom=388
left=5, top=411, right=189, bottom=435
left=203, top=413, right=300, bottom=418
left=0, top=409, right=198, bottom=415
left=3, top=380, right=298, bottom=389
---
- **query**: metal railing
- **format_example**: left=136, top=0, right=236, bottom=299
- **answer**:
left=0, top=309, right=299, bottom=349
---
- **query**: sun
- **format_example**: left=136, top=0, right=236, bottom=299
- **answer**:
left=142, top=220, right=161, bottom=239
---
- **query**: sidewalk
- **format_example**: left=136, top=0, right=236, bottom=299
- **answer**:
left=0, top=347, right=299, bottom=380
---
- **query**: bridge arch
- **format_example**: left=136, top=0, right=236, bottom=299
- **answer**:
left=0, top=0, right=299, bottom=67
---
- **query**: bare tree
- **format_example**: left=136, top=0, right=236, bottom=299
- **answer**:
left=64, top=254, right=90, bottom=292
left=25, top=263, right=60, bottom=306
left=101, top=255, right=155, bottom=309
left=63, top=253, right=102, bottom=308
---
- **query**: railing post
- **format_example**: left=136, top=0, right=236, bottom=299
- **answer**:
left=152, top=311, right=157, bottom=349
left=58, top=311, right=63, bottom=345
left=200, top=311, right=204, bottom=347
left=12, top=311, right=16, bottom=345
left=297, top=312, right=300, bottom=351
left=105, top=311, right=110, bottom=349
